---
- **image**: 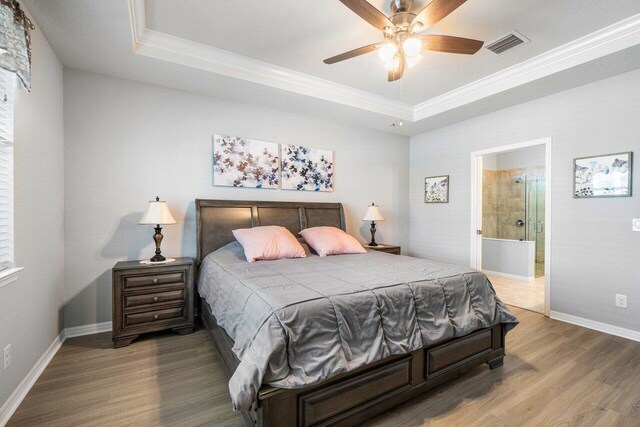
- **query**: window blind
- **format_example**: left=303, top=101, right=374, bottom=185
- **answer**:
left=0, top=69, right=15, bottom=270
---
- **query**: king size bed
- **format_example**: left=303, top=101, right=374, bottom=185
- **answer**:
left=195, top=199, right=518, bottom=427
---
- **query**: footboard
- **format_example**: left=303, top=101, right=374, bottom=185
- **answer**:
left=201, top=300, right=506, bottom=427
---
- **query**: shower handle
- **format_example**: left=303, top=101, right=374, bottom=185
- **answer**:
left=515, top=219, right=525, bottom=227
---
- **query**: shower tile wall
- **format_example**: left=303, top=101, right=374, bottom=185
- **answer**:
left=483, top=166, right=544, bottom=241
left=483, top=170, right=499, bottom=238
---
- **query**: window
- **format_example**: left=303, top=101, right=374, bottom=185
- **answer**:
left=0, top=69, right=15, bottom=270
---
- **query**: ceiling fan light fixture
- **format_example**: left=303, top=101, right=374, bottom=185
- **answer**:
left=411, top=22, right=424, bottom=33
left=378, top=43, right=398, bottom=62
left=402, top=37, right=422, bottom=58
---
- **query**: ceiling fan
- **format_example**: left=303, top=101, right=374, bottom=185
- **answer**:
left=324, top=0, right=483, bottom=82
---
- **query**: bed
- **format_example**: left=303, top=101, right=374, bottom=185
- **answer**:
left=195, top=199, right=517, bottom=427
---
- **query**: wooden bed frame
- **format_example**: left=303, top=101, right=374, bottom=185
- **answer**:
left=195, top=199, right=507, bottom=427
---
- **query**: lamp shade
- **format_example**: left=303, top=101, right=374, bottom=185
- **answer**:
left=139, top=198, right=177, bottom=225
left=362, top=204, right=384, bottom=222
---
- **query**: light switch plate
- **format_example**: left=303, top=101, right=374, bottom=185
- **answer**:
left=633, top=219, right=640, bottom=231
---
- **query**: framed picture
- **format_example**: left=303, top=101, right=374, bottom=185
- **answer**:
left=573, top=152, right=632, bottom=198
left=281, top=145, right=334, bottom=192
left=425, top=175, right=449, bottom=203
left=213, top=134, right=280, bottom=189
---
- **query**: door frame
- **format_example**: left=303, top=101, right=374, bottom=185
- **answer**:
left=470, top=137, right=552, bottom=316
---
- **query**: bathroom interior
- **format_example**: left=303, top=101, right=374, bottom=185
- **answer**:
left=482, top=145, right=546, bottom=313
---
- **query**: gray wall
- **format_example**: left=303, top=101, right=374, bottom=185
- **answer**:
left=409, top=68, right=640, bottom=332
left=496, top=145, right=546, bottom=170
left=0, top=13, right=65, bottom=409
left=63, top=70, right=410, bottom=328
left=482, top=145, right=546, bottom=171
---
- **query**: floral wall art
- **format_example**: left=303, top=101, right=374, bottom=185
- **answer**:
left=573, top=152, right=632, bottom=198
left=281, top=145, right=334, bottom=192
left=213, top=134, right=279, bottom=189
left=425, top=175, right=449, bottom=203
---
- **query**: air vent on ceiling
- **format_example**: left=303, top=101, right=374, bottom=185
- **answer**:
left=485, top=31, right=530, bottom=55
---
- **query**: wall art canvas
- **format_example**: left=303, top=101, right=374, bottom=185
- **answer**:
left=425, top=175, right=449, bottom=203
left=213, top=134, right=279, bottom=188
left=573, top=152, right=632, bottom=198
left=281, top=145, right=334, bottom=192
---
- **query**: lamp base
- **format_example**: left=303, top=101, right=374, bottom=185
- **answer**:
left=150, top=225, right=167, bottom=263
left=368, top=221, right=378, bottom=246
left=150, top=254, right=166, bottom=263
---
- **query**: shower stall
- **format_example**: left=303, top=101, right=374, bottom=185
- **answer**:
left=482, top=167, right=545, bottom=278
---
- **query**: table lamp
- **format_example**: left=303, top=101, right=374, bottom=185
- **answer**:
left=362, top=203, right=384, bottom=246
left=139, top=196, right=176, bottom=263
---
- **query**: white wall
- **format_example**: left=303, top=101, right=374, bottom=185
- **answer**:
left=63, top=70, right=410, bottom=328
left=482, top=238, right=535, bottom=280
left=0, top=15, right=65, bottom=410
left=409, top=68, right=640, bottom=332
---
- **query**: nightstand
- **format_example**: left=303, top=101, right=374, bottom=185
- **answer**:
left=364, top=244, right=401, bottom=255
left=112, top=258, right=195, bottom=348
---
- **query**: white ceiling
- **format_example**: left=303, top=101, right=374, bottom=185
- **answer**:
left=144, top=0, right=640, bottom=104
left=21, top=0, right=640, bottom=136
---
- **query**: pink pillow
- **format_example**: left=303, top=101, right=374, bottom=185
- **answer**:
left=299, top=227, right=367, bottom=257
left=232, top=226, right=306, bottom=263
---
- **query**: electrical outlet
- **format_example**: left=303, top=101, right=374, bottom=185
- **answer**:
left=3, top=344, right=11, bottom=370
left=615, top=294, right=628, bottom=309
left=633, top=219, right=640, bottom=232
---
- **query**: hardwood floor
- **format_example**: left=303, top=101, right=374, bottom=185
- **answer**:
left=8, top=308, right=640, bottom=426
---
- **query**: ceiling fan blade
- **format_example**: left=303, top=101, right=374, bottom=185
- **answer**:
left=387, top=52, right=405, bottom=82
left=324, top=43, right=380, bottom=64
left=421, top=35, right=483, bottom=54
left=411, top=0, right=467, bottom=29
left=339, top=0, right=393, bottom=30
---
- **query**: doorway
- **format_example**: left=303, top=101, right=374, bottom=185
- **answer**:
left=470, top=138, right=551, bottom=315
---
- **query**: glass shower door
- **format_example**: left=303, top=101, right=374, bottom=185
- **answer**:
left=525, top=176, right=545, bottom=273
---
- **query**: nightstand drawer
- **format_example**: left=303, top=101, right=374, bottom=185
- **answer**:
left=125, top=307, right=185, bottom=326
left=123, top=272, right=184, bottom=289
left=113, top=258, right=195, bottom=348
left=124, top=289, right=185, bottom=308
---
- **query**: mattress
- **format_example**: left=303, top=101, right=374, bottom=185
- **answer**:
left=198, top=242, right=518, bottom=411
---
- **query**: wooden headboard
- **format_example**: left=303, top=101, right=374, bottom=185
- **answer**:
left=195, top=199, right=346, bottom=264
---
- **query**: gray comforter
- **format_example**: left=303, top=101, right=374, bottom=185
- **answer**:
left=198, top=242, right=518, bottom=411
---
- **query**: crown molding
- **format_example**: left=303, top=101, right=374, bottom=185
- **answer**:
left=414, top=13, right=640, bottom=120
left=127, top=0, right=413, bottom=121
left=128, top=0, right=640, bottom=124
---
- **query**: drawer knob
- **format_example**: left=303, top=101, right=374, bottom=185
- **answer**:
left=153, top=314, right=159, bottom=320
left=153, top=296, right=159, bottom=302
left=152, top=278, right=159, bottom=284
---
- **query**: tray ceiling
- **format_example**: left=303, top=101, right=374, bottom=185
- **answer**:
left=20, top=0, right=640, bottom=135
left=144, top=0, right=640, bottom=104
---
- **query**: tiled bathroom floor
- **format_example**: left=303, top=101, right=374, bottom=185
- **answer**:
left=487, top=273, right=545, bottom=314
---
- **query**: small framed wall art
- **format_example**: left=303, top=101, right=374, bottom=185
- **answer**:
left=425, top=175, right=449, bottom=203
left=573, top=151, right=632, bottom=198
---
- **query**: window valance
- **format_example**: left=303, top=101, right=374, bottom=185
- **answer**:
left=0, top=0, right=34, bottom=92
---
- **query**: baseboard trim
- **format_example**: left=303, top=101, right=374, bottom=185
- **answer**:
left=483, top=269, right=534, bottom=282
left=550, top=311, right=640, bottom=342
left=64, top=321, right=113, bottom=339
left=0, top=331, right=65, bottom=426
left=0, top=321, right=114, bottom=425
